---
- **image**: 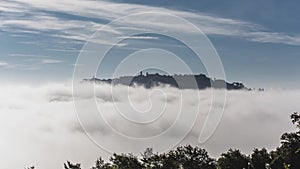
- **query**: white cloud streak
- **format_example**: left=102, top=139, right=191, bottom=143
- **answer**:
left=41, top=59, right=63, bottom=64
left=0, top=83, right=299, bottom=169
left=0, top=0, right=299, bottom=46
left=0, top=61, right=9, bottom=67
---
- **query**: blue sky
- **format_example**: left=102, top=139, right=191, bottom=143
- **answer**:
left=0, top=0, right=300, bottom=88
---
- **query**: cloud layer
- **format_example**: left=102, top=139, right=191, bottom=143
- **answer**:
left=0, top=83, right=299, bottom=169
left=1, top=0, right=300, bottom=46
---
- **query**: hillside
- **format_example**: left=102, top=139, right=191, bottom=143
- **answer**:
left=83, top=72, right=247, bottom=90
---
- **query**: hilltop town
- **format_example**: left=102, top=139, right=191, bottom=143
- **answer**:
left=83, top=72, right=249, bottom=90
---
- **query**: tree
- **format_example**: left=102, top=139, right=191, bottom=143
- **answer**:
left=251, top=148, right=271, bottom=169
left=160, top=150, right=181, bottom=169
left=270, top=149, right=285, bottom=169
left=64, top=161, right=81, bottom=169
left=271, top=112, right=300, bottom=169
left=91, top=157, right=113, bottom=169
left=26, top=167, right=35, bottom=169
left=218, top=149, right=250, bottom=169
left=291, top=112, right=300, bottom=128
left=175, top=145, right=216, bottom=169
left=141, top=148, right=182, bottom=169
left=110, top=153, right=143, bottom=169
left=141, top=148, right=164, bottom=169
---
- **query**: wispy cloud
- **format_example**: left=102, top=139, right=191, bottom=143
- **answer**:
left=5, top=54, right=64, bottom=71
left=246, top=32, right=300, bottom=46
left=0, top=62, right=40, bottom=70
left=10, top=53, right=48, bottom=58
left=0, top=61, right=9, bottom=67
left=41, top=59, right=63, bottom=64
left=1, top=0, right=300, bottom=46
left=119, top=36, right=160, bottom=40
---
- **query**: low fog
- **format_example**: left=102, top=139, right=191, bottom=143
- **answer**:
left=0, top=82, right=299, bottom=169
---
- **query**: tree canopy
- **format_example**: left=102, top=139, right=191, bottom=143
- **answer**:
left=26, top=112, right=300, bottom=169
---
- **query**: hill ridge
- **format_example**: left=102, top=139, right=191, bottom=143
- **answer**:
left=83, top=72, right=249, bottom=90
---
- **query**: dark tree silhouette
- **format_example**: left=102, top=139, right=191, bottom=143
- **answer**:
left=251, top=148, right=271, bottom=169
left=141, top=146, right=216, bottom=169
left=64, top=161, right=81, bottom=169
left=218, top=149, right=250, bottom=169
left=159, top=150, right=181, bottom=169
left=175, top=145, right=216, bottom=169
left=90, top=157, right=112, bottom=169
left=26, top=167, right=35, bottom=169
left=270, top=112, right=300, bottom=169
left=141, top=148, right=164, bottom=169
left=270, top=149, right=285, bottom=169
left=110, top=153, right=143, bottom=169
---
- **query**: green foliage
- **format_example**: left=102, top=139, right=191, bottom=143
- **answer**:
left=110, top=153, right=143, bottom=169
left=141, top=148, right=165, bottom=169
left=140, top=146, right=216, bottom=169
left=291, top=112, right=300, bottom=128
left=160, top=149, right=181, bottom=169
left=91, top=157, right=113, bottom=169
left=217, top=149, right=250, bottom=169
left=270, top=112, right=300, bottom=169
left=175, top=145, right=216, bottom=169
left=269, top=149, right=285, bottom=169
left=251, top=148, right=271, bottom=169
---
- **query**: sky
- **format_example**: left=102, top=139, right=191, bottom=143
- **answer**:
left=0, top=0, right=300, bottom=88
left=1, top=1, right=300, bottom=169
